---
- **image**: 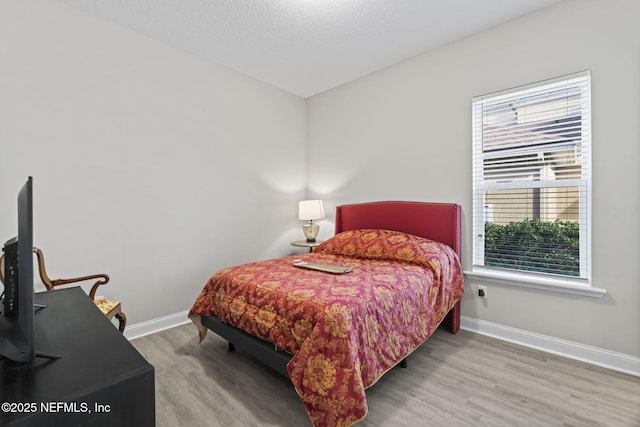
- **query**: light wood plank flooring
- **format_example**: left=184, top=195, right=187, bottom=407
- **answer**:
left=131, top=324, right=640, bottom=427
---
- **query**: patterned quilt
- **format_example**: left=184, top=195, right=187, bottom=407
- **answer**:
left=189, top=229, right=464, bottom=427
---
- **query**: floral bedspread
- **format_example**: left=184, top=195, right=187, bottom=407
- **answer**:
left=189, top=229, right=464, bottom=427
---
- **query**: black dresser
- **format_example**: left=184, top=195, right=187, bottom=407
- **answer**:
left=1, top=287, right=155, bottom=426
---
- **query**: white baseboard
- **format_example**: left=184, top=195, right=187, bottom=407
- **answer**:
left=124, top=310, right=191, bottom=341
left=461, top=315, right=640, bottom=377
left=122, top=311, right=640, bottom=378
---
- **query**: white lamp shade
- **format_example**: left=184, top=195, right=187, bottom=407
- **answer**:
left=298, top=200, right=325, bottom=221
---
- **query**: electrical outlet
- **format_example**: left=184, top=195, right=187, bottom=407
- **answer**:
left=478, top=286, right=487, bottom=298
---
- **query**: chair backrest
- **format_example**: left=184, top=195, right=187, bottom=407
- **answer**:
left=33, top=247, right=55, bottom=290
left=1, top=247, right=109, bottom=299
left=0, top=247, right=55, bottom=289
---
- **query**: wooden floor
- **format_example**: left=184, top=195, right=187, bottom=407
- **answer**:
left=131, top=323, right=640, bottom=427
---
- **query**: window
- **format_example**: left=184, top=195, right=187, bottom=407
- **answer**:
left=472, top=71, right=592, bottom=288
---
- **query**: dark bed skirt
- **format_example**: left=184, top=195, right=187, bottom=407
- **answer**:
left=201, top=315, right=293, bottom=376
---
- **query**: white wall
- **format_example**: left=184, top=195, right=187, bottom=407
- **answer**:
left=0, top=0, right=306, bottom=325
left=307, top=0, right=640, bottom=358
left=2, top=0, right=638, bottom=363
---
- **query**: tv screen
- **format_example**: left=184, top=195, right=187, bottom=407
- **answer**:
left=0, top=177, right=35, bottom=363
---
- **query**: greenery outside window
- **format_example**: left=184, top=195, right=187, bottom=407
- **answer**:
left=471, top=71, right=592, bottom=288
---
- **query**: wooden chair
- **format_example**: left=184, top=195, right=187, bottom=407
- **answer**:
left=0, top=247, right=126, bottom=333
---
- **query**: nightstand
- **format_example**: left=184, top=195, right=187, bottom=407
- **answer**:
left=291, top=240, right=322, bottom=253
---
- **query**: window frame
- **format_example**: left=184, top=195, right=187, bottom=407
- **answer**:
left=467, top=71, right=605, bottom=297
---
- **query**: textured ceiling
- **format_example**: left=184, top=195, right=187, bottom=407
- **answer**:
left=60, top=0, right=562, bottom=98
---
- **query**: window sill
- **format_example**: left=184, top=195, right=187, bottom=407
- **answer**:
left=463, top=269, right=607, bottom=298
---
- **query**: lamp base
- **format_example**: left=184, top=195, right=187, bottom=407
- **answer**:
left=302, top=222, right=319, bottom=243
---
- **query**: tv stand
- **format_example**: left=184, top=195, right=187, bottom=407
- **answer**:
left=32, top=351, right=60, bottom=360
left=30, top=303, right=61, bottom=360
left=1, top=287, right=155, bottom=426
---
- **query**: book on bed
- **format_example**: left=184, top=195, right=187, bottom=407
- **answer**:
left=292, top=259, right=352, bottom=274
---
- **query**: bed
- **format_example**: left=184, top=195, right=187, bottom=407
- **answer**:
left=189, top=201, right=463, bottom=427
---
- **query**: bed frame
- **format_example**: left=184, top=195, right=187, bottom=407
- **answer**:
left=201, top=201, right=462, bottom=376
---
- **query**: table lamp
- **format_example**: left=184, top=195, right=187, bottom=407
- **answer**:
left=298, top=200, right=325, bottom=242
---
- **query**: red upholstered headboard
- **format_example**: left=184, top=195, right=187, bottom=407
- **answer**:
left=334, top=201, right=461, bottom=259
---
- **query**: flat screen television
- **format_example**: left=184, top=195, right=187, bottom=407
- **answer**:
left=0, top=177, right=57, bottom=363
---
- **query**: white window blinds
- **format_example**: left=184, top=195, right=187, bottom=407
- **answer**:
left=472, top=71, right=591, bottom=281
